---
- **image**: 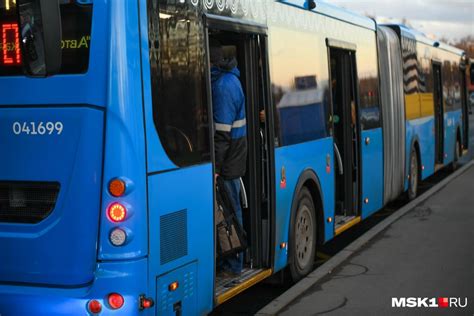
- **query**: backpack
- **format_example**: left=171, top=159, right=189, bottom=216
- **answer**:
left=215, top=177, right=248, bottom=258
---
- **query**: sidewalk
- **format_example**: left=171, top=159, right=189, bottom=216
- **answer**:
left=279, top=165, right=474, bottom=316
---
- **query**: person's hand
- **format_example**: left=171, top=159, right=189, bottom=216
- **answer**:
left=215, top=173, right=220, bottom=181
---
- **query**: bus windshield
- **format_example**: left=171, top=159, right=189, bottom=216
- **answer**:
left=0, top=0, right=92, bottom=76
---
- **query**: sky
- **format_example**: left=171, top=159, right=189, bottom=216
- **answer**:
left=326, top=0, right=474, bottom=42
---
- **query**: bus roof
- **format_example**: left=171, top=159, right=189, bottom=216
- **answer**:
left=384, top=23, right=465, bottom=56
left=282, top=0, right=376, bottom=30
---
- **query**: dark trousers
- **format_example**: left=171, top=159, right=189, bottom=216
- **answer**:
left=220, top=178, right=244, bottom=274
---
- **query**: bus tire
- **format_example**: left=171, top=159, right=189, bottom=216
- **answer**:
left=407, top=149, right=419, bottom=201
left=289, top=187, right=317, bottom=282
left=451, top=138, right=460, bottom=171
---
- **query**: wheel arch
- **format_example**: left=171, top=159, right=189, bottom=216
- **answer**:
left=409, top=136, right=422, bottom=177
left=456, top=125, right=462, bottom=150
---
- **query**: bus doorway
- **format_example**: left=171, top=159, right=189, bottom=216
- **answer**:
left=207, top=21, right=274, bottom=305
left=329, top=47, right=361, bottom=232
left=433, top=62, right=444, bottom=164
left=460, top=68, right=469, bottom=152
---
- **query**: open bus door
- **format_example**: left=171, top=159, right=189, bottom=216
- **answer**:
left=460, top=66, right=469, bottom=151
left=433, top=62, right=445, bottom=164
left=328, top=44, right=362, bottom=234
left=205, top=16, right=274, bottom=306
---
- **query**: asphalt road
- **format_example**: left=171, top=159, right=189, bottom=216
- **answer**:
left=213, top=113, right=474, bottom=315
left=280, top=164, right=474, bottom=316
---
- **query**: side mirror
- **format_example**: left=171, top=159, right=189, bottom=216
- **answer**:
left=17, top=0, right=62, bottom=77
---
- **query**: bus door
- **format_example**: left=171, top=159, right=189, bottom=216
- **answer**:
left=329, top=46, right=361, bottom=232
left=433, top=62, right=444, bottom=163
left=206, top=17, right=274, bottom=304
left=460, top=67, right=469, bottom=151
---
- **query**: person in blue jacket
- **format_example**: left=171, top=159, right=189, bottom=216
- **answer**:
left=210, top=39, right=247, bottom=277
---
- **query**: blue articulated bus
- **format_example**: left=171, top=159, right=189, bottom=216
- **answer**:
left=0, top=0, right=469, bottom=315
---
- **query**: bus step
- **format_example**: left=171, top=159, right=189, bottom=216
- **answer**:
left=216, top=268, right=272, bottom=305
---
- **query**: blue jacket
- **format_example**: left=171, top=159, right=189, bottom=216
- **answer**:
left=211, top=66, right=247, bottom=179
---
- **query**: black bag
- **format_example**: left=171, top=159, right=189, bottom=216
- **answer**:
left=215, top=177, right=247, bottom=258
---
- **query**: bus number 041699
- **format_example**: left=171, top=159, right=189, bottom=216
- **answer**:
left=12, top=121, right=63, bottom=135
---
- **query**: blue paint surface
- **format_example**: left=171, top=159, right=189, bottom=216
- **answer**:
left=405, top=116, right=435, bottom=189
left=273, top=138, right=334, bottom=272
left=0, top=1, right=152, bottom=314
left=0, top=107, right=104, bottom=286
left=147, top=164, right=214, bottom=315
left=360, top=128, right=384, bottom=219
left=0, top=259, right=150, bottom=316
left=444, top=110, right=462, bottom=164
left=404, top=110, right=462, bottom=192
left=98, top=0, right=148, bottom=262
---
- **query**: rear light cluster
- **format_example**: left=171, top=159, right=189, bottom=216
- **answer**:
left=107, top=178, right=129, bottom=247
left=87, top=293, right=126, bottom=314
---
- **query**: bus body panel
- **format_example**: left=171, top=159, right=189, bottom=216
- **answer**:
left=405, top=117, right=436, bottom=185
left=0, top=259, right=149, bottom=316
left=273, top=138, right=334, bottom=272
left=97, top=0, right=148, bottom=262
left=155, top=262, right=200, bottom=316
left=444, top=109, right=463, bottom=164
left=0, top=1, right=468, bottom=314
left=147, top=164, right=214, bottom=315
left=360, top=127, right=384, bottom=219
left=0, top=107, right=104, bottom=286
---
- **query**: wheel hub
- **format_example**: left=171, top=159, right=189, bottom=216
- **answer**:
left=295, top=205, right=314, bottom=269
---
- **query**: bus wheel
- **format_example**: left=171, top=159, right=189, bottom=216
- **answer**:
left=289, top=187, right=316, bottom=282
left=407, top=149, right=419, bottom=201
left=451, top=139, right=460, bottom=171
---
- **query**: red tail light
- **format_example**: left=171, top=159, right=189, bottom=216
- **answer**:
left=88, top=299, right=102, bottom=314
left=108, top=293, right=124, bottom=310
left=107, top=203, right=127, bottom=223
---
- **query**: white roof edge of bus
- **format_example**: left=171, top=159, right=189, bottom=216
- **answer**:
left=281, top=0, right=376, bottom=31
left=382, top=23, right=465, bottom=56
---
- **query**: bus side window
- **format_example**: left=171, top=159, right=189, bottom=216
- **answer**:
left=358, top=39, right=381, bottom=131
left=148, top=2, right=211, bottom=167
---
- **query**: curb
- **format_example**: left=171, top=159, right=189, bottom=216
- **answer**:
left=256, top=160, right=474, bottom=315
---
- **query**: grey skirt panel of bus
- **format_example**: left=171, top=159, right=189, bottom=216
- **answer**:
left=377, top=26, right=406, bottom=204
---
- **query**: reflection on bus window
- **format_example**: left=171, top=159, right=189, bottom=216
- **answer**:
left=269, top=27, right=330, bottom=147
left=147, top=1, right=210, bottom=167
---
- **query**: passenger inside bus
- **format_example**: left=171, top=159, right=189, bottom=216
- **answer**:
left=210, top=39, right=248, bottom=278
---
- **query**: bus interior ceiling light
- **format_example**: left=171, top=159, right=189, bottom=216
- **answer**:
left=107, top=203, right=127, bottom=223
